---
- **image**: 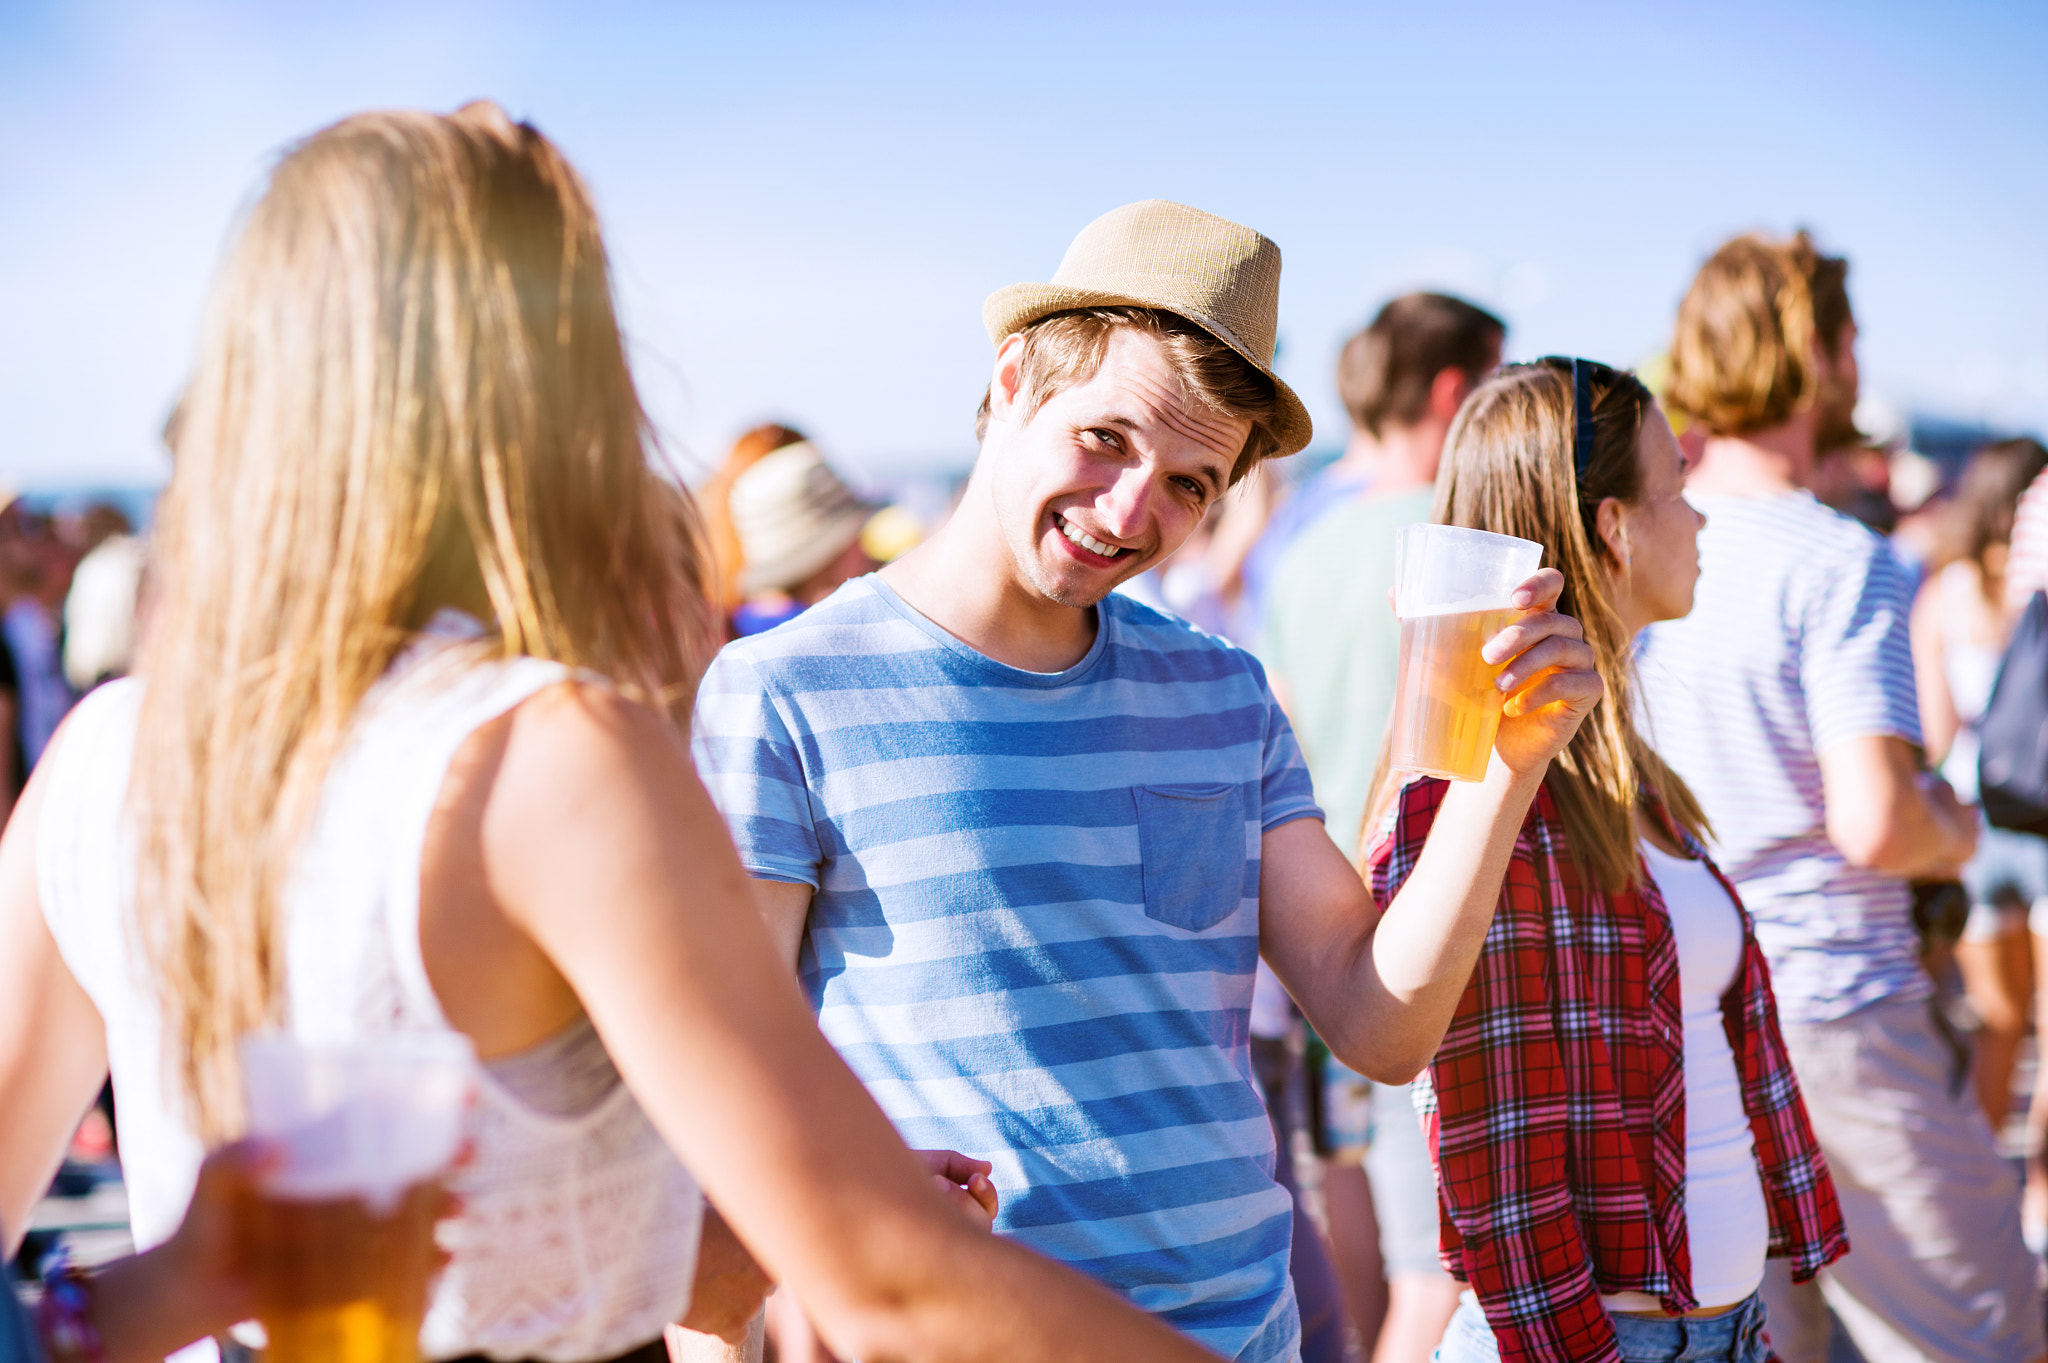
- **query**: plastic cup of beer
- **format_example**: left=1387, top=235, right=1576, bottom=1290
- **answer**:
left=1389, top=524, right=1545, bottom=782
left=240, top=1032, right=476, bottom=1363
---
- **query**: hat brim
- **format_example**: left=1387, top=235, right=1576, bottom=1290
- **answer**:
left=737, top=503, right=877, bottom=597
left=983, top=282, right=1314, bottom=458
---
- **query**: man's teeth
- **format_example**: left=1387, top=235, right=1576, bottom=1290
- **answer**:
left=1059, top=518, right=1122, bottom=558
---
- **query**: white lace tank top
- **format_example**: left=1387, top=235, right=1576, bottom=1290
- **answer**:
left=37, top=617, right=702, bottom=1362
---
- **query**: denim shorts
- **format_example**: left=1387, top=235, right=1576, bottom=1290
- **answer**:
left=1434, top=1290, right=1769, bottom=1363
left=1960, top=823, right=2048, bottom=939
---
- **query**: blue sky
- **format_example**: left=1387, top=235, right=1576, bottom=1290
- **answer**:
left=2, top=0, right=2043, bottom=488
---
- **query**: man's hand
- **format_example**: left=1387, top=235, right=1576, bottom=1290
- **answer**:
left=679, top=1203, right=778, bottom=1343
left=914, top=1149, right=998, bottom=1230
left=1482, top=568, right=1604, bottom=775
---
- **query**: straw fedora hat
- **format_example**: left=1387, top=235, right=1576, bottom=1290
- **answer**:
left=729, top=442, right=879, bottom=596
left=982, top=199, right=1313, bottom=456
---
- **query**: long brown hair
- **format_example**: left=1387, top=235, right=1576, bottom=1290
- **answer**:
left=1368, top=360, right=1709, bottom=891
left=133, top=102, right=712, bottom=1138
left=1936, top=438, right=2048, bottom=599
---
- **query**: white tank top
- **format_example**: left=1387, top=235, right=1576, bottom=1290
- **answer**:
left=1602, top=842, right=1769, bottom=1313
left=37, top=614, right=702, bottom=1362
left=1936, top=560, right=2003, bottom=804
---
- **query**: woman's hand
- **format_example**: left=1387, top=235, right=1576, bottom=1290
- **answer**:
left=1482, top=568, right=1604, bottom=778
left=149, top=1138, right=274, bottom=1332
left=914, top=1149, right=998, bottom=1231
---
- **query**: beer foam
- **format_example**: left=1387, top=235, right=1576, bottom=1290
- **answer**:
left=1397, top=595, right=1516, bottom=618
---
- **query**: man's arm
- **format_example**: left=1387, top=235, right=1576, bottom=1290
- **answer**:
left=753, top=878, right=814, bottom=972
left=1258, top=773, right=1543, bottom=1082
left=1819, top=734, right=1977, bottom=879
left=1260, top=568, right=1602, bottom=1082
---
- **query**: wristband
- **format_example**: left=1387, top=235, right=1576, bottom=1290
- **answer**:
left=33, top=1250, right=106, bottom=1363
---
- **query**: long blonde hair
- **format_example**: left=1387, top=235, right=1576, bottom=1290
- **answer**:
left=1368, top=360, right=1708, bottom=892
left=133, top=103, right=713, bottom=1139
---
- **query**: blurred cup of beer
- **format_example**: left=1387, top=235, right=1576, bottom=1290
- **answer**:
left=1389, top=523, right=1544, bottom=782
left=240, top=1032, right=476, bottom=1363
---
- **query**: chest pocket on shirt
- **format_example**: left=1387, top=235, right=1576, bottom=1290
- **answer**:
left=1135, top=783, right=1248, bottom=932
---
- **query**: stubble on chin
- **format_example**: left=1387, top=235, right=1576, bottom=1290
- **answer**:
left=1019, top=543, right=1123, bottom=610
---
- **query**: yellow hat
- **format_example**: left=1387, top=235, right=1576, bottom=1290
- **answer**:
left=982, top=199, right=1313, bottom=457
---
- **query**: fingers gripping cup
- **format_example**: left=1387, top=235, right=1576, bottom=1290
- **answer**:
left=1389, top=524, right=1545, bottom=783
left=240, top=1033, right=476, bottom=1363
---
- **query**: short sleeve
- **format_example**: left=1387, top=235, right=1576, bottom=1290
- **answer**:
left=1801, top=533, right=1924, bottom=754
left=690, top=646, right=824, bottom=888
left=1251, top=657, right=1323, bottom=833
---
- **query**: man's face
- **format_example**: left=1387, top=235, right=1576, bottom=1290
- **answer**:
left=981, top=327, right=1250, bottom=609
left=1812, top=317, right=1862, bottom=452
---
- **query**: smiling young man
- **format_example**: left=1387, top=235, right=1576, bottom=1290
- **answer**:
left=692, top=201, right=1603, bottom=1362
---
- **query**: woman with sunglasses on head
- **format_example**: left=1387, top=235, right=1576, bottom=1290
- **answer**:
left=0, top=103, right=1228, bottom=1363
left=1363, top=360, right=1848, bottom=1363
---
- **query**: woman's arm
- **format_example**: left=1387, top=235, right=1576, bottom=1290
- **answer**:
left=1367, top=780, right=1623, bottom=1363
left=0, top=727, right=110, bottom=1256
left=1909, top=577, right=1960, bottom=767
left=81, top=1141, right=271, bottom=1363
left=474, top=685, right=1218, bottom=1363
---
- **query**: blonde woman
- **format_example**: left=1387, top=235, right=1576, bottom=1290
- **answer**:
left=0, top=104, right=1220, bottom=1363
left=1364, top=360, right=1847, bottom=1363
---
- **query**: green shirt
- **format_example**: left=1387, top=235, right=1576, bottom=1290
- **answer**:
left=1257, top=487, right=1435, bottom=857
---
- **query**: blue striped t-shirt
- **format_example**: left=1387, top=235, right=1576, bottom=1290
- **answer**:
left=1637, top=491, right=1926, bottom=1025
left=693, top=575, right=1322, bottom=1363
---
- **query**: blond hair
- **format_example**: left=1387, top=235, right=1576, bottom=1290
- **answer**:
left=133, top=102, right=712, bottom=1139
left=975, top=307, right=1281, bottom=485
left=1366, top=361, right=1708, bottom=891
left=1666, top=231, right=1852, bottom=438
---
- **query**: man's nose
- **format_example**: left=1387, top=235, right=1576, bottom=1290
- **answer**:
left=1096, top=468, right=1154, bottom=540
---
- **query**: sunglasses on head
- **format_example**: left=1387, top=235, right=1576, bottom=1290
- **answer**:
left=1532, top=355, right=1620, bottom=478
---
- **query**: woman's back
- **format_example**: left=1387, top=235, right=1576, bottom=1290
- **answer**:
left=37, top=616, right=700, bottom=1362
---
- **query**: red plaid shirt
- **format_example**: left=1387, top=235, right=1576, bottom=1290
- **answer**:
left=1367, top=777, right=1848, bottom=1363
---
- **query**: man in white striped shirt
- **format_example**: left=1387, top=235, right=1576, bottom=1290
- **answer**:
left=1639, top=231, right=2039, bottom=1363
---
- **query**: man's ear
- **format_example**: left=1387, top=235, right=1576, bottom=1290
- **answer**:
left=987, top=333, right=1030, bottom=426
left=1427, top=366, right=1473, bottom=425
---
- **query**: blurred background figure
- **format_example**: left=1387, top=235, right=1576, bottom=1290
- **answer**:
left=1258, top=292, right=1502, bottom=1363
left=1809, top=442, right=1900, bottom=536
left=60, top=504, right=144, bottom=695
left=0, top=501, right=19, bottom=826
left=0, top=497, right=78, bottom=789
left=1237, top=294, right=1504, bottom=651
left=725, top=441, right=879, bottom=637
left=1642, top=230, right=2038, bottom=1363
left=1911, top=438, right=2048, bottom=1141
left=702, top=422, right=808, bottom=622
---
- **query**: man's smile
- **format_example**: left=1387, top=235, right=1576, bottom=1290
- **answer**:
left=1053, top=512, right=1127, bottom=563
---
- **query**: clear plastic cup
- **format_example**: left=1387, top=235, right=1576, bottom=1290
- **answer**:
left=240, top=1032, right=476, bottom=1363
left=1388, top=524, right=1545, bottom=782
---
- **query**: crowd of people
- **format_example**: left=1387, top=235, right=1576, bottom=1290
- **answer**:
left=1, top=100, right=2045, bottom=1363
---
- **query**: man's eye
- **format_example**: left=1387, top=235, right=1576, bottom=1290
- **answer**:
left=1175, top=476, right=1206, bottom=499
left=1085, top=428, right=1121, bottom=450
